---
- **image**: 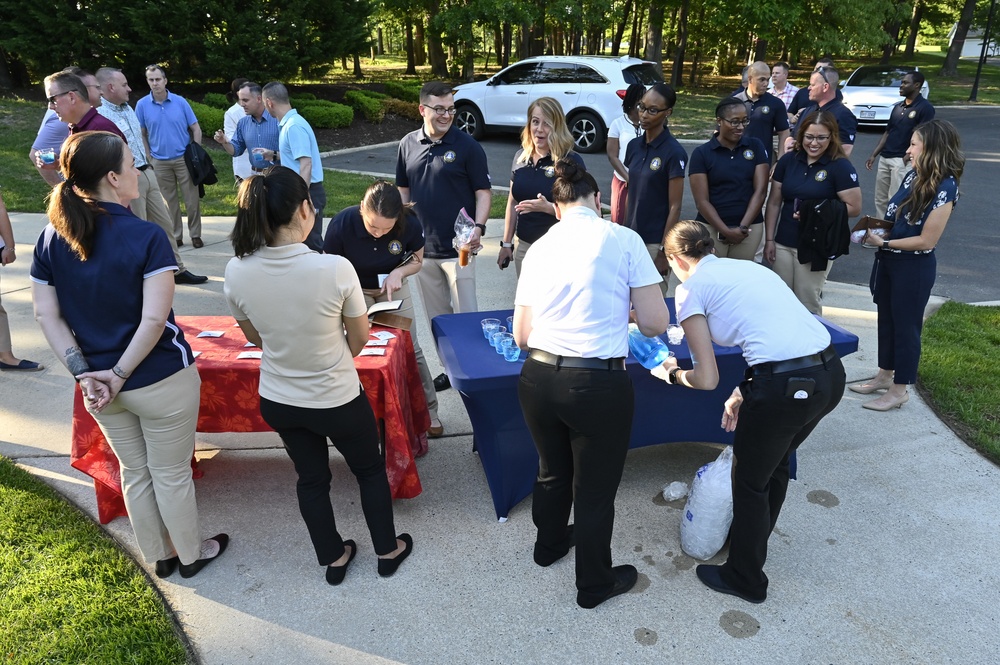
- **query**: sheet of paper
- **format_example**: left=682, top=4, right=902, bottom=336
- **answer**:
left=244, top=342, right=257, bottom=347
left=378, top=273, right=389, bottom=288
left=371, top=330, right=396, bottom=341
left=197, top=331, right=225, bottom=338
left=191, top=351, right=201, bottom=358
left=359, top=348, right=386, bottom=356
left=237, top=351, right=263, bottom=359
left=365, top=338, right=389, bottom=347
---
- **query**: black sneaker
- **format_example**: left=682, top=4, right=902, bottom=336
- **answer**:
left=174, top=270, right=208, bottom=285
left=433, top=373, right=451, bottom=391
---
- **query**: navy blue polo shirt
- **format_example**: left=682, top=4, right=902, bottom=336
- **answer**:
left=799, top=99, right=857, bottom=146
left=884, top=171, right=958, bottom=251
left=510, top=150, right=585, bottom=244
left=322, top=205, right=425, bottom=289
left=740, top=92, right=789, bottom=160
left=689, top=135, right=769, bottom=227
left=30, top=202, right=193, bottom=390
left=624, top=127, right=687, bottom=244
left=788, top=86, right=843, bottom=119
left=882, top=95, right=935, bottom=158
left=395, top=126, right=491, bottom=259
left=771, top=150, right=859, bottom=247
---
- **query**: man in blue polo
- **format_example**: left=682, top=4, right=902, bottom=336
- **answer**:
left=865, top=71, right=934, bottom=218
left=396, top=81, right=491, bottom=391
left=260, top=81, right=326, bottom=251
left=735, top=61, right=789, bottom=162
left=799, top=66, right=857, bottom=157
left=212, top=81, right=279, bottom=184
left=136, top=65, right=204, bottom=248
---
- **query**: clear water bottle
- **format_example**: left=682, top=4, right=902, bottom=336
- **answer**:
left=628, top=323, right=673, bottom=370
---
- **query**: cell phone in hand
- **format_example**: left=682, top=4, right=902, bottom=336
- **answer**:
left=500, top=256, right=511, bottom=269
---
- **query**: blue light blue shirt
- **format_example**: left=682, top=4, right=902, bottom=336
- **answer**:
left=278, top=109, right=323, bottom=184
left=135, top=91, right=198, bottom=160
left=229, top=110, right=280, bottom=171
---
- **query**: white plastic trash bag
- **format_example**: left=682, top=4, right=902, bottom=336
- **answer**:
left=680, top=446, right=734, bottom=560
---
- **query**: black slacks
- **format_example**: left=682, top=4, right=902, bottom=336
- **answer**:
left=721, top=354, right=846, bottom=598
left=260, top=390, right=397, bottom=566
left=872, top=250, right=936, bottom=385
left=518, top=357, right=634, bottom=598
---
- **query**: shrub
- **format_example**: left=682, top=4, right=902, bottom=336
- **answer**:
left=384, top=82, right=421, bottom=103
left=382, top=97, right=421, bottom=121
left=298, top=103, right=353, bottom=129
left=358, top=89, right=386, bottom=100
left=201, top=92, right=230, bottom=109
left=291, top=97, right=330, bottom=108
left=293, top=92, right=317, bottom=101
left=345, top=90, right=385, bottom=123
left=188, top=100, right=225, bottom=133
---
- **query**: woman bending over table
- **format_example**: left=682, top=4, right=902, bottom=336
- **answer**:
left=498, top=96, right=585, bottom=277
left=324, top=180, right=441, bottom=438
left=654, top=220, right=845, bottom=604
left=31, top=131, right=227, bottom=579
left=225, top=167, right=412, bottom=586
left=851, top=119, right=964, bottom=411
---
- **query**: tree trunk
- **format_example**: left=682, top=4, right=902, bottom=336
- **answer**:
left=644, top=0, right=665, bottom=76
left=353, top=53, right=363, bottom=78
left=494, top=23, right=504, bottom=68
left=670, top=0, right=690, bottom=87
left=427, top=0, right=449, bottom=79
left=753, top=37, right=767, bottom=62
left=880, top=21, right=901, bottom=64
left=377, top=27, right=385, bottom=55
left=464, top=42, right=476, bottom=81
left=941, top=0, right=976, bottom=76
left=405, top=19, right=417, bottom=75
left=904, top=1, right=923, bottom=59
left=612, top=0, right=633, bottom=56
left=342, top=56, right=348, bottom=71
left=415, top=17, right=427, bottom=66
left=503, top=22, right=512, bottom=67
left=0, top=46, right=15, bottom=89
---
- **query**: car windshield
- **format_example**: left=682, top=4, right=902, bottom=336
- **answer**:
left=623, top=64, right=663, bottom=86
left=847, top=68, right=914, bottom=87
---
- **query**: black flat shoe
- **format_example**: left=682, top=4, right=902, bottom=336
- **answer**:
left=325, top=540, right=357, bottom=586
left=178, top=534, right=229, bottom=579
left=433, top=373, right=450, bottom=391
left=577, top=564, right=638, bottom=609
left=533, top=524, right=575, bottom=567
left=154, top=556, right=179, bottom=578
left=191, top=237, right=204, bottom=249
left=377, top=533, right=413, bottom=577
left=174, top=269, right=208, bottom=285
left=695, top=564, right=766, bottom=604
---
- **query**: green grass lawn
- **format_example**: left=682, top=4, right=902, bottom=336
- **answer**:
left=919, top=303, right=1000, bottom=464
left=0, top=456, right=191, bottom=664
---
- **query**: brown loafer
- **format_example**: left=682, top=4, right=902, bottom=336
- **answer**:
left=427, top=424, right=444, bottom=438
left=191, top=237, right=204, bottom=249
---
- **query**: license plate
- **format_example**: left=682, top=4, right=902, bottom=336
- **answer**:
left=861, top=110, right=876, bottom=119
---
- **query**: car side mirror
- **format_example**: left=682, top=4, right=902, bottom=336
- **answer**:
left=839, top=80, right=846, bottom=88
left=486, top=77, right=498, bottom=86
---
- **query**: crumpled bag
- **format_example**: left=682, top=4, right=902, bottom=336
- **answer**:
left=680, top=446, right=734, bottom=560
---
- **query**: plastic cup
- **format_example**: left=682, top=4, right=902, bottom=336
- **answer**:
left=506, top=315, right=514, bottom=331
left=502, top=338, right=520, bottom=362
left=490, top=328, right=508, bottom=349
left=494, top=332, right=513, bottom=354
left=481, top=318, right=501, bottom=340
left=458, top=245, right=471, bottom=267
left=251, top=147, right=267, bottom=165
left=38, top=148, right=55, bottom=165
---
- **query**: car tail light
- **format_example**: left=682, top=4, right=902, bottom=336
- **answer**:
left=616, top=89, right=626, bottom=100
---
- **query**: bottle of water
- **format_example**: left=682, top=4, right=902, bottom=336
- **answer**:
left=628, top=323, right=672, bottom=370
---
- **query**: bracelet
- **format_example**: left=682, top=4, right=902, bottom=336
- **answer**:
left=112, top=364, right=131, bottom=380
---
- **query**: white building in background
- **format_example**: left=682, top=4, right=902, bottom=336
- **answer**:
left=947, top=26, right=999, bottom=59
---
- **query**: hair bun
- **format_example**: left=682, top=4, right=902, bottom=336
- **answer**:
left=554, top=158, right=583, bottom=182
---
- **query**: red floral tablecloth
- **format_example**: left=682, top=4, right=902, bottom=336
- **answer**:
left=70, top=316, right=429, bottom=523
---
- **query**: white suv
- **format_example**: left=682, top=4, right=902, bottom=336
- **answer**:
left=452, top=56, right=662, bottom=153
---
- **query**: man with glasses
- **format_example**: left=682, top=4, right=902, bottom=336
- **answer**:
left=96, top=67, right=207, bottom=285
left=800, top=66, right=857, bottom=157
left=260, top=81, right=326, bottom=251
left=865, top=71, right=934, bottom=218
left=395, top=81, right=491, bottom=392
left=136, top=65, right=205, bottom=248
left=29, top=66, right=96, bottom=185
left=212, top=81, right=280, bottom=185
left=734, top=61, right=789, bottom=161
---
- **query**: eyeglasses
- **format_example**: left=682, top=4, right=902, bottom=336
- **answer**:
left=720, top=117, right=750, bottom=128
left=46, top=90, right=72, bottom=104
left=427, top=106, right=457, bottom=116
left=813, top=66, right=832, bottom=83
left=637, top=103, right=667, bottom=116
left=803, top=134, right=831, bottom=143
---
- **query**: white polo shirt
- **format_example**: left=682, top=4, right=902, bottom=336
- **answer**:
left=224, top=244, right=368, bottom=409
left=675, top=254, right=830, bottom=366
left=515, top=205, right=662, bottom=359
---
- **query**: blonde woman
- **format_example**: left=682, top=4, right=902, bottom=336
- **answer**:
left=498, top=97, right=586, bottom=277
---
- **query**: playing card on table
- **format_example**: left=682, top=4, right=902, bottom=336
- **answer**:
left=197, top=331, right=225, bottom=338
left=237, top=351, right=263, bottom=359
left=359, top=348, right=386, bottom=356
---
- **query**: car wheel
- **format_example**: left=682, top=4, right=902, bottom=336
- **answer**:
left=569, top=111, right=605, bottom=154
left=456, top=105, right=485, bottom=140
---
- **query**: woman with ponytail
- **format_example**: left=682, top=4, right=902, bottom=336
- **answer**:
left=31, top=130, right=227, bottom=580
left=224, top=167, right=412, bottom=586
left=652, top=220, right=845, bottom=604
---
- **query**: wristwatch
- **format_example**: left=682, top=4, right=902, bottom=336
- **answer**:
left=883, top=239, right=890, bottom=250
left=500, top=240, right=514, bottom=249
left=475, top=223, right=487, bottom=234
left=667, top=367, right=681, bottom=385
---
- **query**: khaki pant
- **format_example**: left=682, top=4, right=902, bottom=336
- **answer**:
left=513, top=238, right=532, bottom=278
left=415, top=256, right=478, bottom=329
left=93, top=365, right=203, bottom=564
left=131, top=167, right=184, bottom=271
left=151, top=156, right=202, bottom=242
left=703, top=222, right=764, bottom=262
left=363, top=281, right=438, bottom=423
left=874, top=156, right=909, bottom=219
left=0, top=271, right=10, bottom=355
left=772, top=243, right=832, bottom=315
left=645, top=243, right=672, bottom=297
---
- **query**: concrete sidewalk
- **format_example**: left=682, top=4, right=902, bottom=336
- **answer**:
left=2, top=211, right=998, bottom=664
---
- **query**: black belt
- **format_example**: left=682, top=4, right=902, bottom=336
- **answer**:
left=137, top=164, right=150, bottom=171
left=528, top=349, right=626, bottom=371
left=749, top=345, right=838, bottom=378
